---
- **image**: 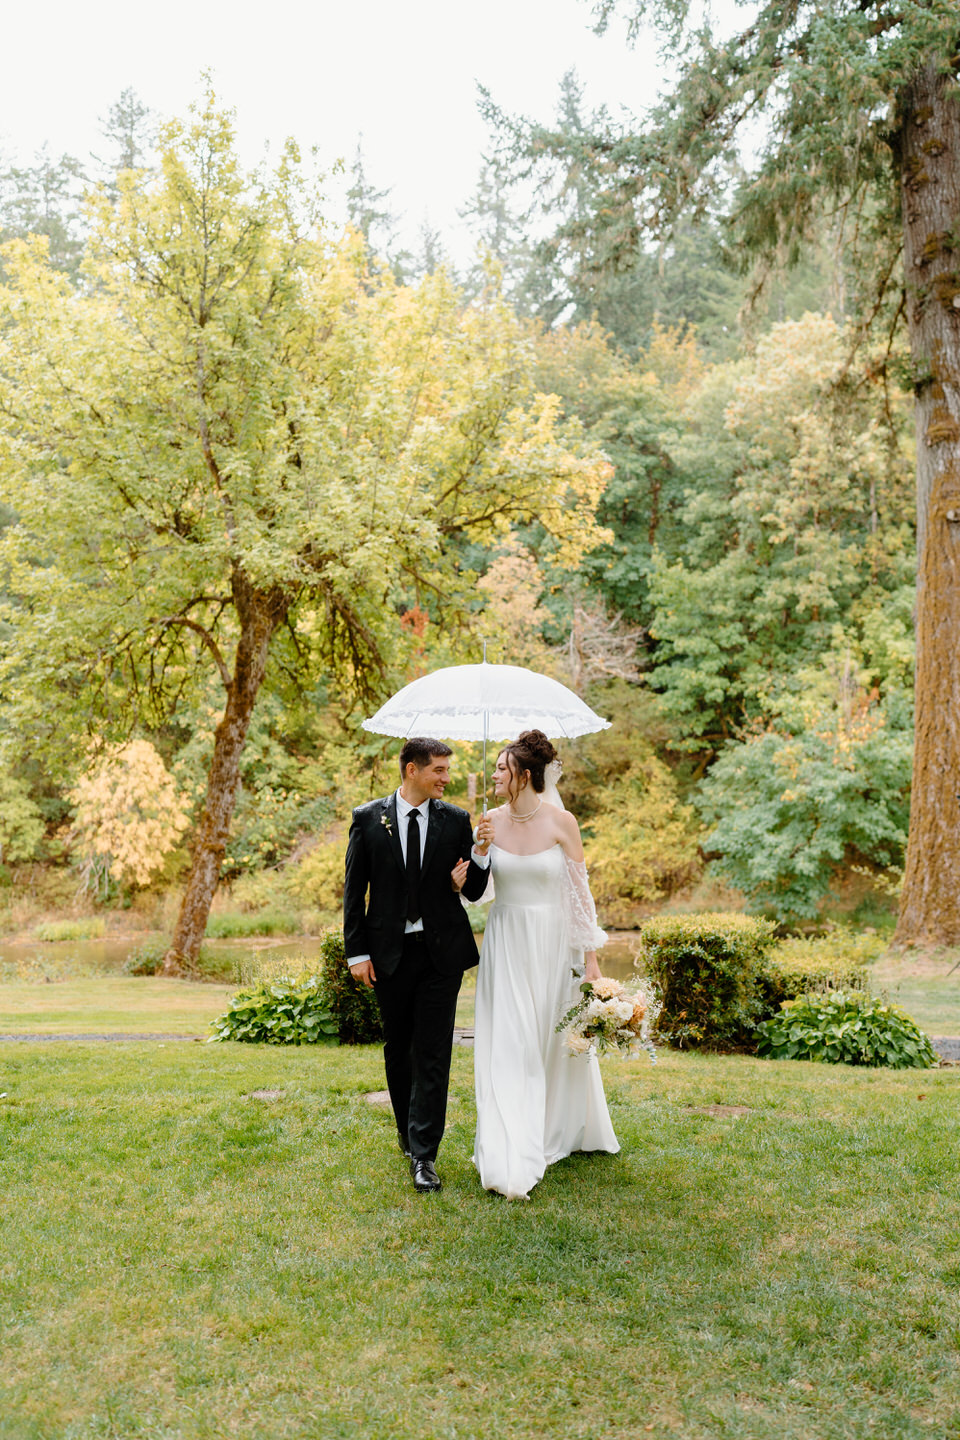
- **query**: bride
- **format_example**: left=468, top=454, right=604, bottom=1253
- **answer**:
left=472, top=729, right=619, bottom=1199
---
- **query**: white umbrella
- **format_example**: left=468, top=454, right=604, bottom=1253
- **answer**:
left=362, top=659, right=610, bottom=809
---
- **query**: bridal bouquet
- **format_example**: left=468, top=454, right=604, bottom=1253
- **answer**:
left=556, top=976, right=658, bottom=1062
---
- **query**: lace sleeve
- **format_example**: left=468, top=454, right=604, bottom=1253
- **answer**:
left=561, top=852, right=607, bottom=952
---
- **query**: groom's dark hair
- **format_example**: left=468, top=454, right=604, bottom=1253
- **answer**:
left=399, top=737, right=453, bottom=777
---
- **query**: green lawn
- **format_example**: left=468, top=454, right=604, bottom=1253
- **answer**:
left=2, top=1042, right=960, bottom=1438
left=870, top=953, right=960, bottom=1035
left=4, top=952, right=960, bottom=1044
left=0, top=977, right=234, bottom=1035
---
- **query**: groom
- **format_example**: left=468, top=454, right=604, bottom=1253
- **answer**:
left=343, top=738, right=490, bottom=1193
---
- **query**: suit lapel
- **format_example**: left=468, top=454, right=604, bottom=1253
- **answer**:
left=421, top=798, right=444, bottom=876
left=381, top=794, right=404, bottom=875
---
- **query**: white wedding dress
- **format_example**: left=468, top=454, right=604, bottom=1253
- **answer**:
left=473, top=842, right=620, bottom=1199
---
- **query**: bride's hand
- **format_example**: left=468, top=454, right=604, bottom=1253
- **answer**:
left=473, top=813, right=495, bottom=851
left=583, top=951, right=601, bottom=982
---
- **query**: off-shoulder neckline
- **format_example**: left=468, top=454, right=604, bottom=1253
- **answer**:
left=489, top=841, right=563, bottom=858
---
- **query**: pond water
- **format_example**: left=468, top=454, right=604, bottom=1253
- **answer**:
left=0, top=931, right=645, bottom=983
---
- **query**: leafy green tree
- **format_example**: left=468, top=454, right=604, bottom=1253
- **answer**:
left=0, top=773, right=44, bottom=866
left=0, top=92, right=610, bottom=971
left=527, top=0, right=960, bottom=943
left=646, top=314, right=915, bottom=751
left=534, top=320, right=700, bottom=624
left=698, top=689, right=913, bottom=921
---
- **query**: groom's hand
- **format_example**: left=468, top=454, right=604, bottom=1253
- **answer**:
left=351, top=959, right=376, bottom=988
left=450, top=858, right=470, bottom=893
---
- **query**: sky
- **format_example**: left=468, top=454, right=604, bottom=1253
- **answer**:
left=2, top=0, right=670, bottom=265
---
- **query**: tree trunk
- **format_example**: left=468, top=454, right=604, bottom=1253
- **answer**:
left=894, top=58, right=960, bottom=947
left=164, top=575, right=288, bottom=973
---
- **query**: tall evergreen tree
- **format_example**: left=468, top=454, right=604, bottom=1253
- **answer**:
left=517, top=0, right=960, bottom=946
left=478, top=71, right=744, bottom=354
left=0, top=146, right=85, bottom=279
left=345, top=138, right=396, bottom=253
left=95, top=87, right=155, bottom=178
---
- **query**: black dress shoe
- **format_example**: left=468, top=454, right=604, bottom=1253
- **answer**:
left=397, top=1133, right=412, bottom=1159
left=410, top=1158, right=441, bottom=1193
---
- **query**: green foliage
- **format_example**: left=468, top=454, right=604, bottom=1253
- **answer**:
left=478, top=73, right=745, bottom=354
left=585, top=754, right=701, bottom=924
left=755, top=991, right=938, bottom=1069
left=562, top=2, right=958, bottom=327
left=0, top=147, right=86, bottom=279
left=0, top=771, right=45, bottom=863
left=209, top=933, right=379, bottom=1046
left=35, top=918, right=106, bottom=943
left=121, top=937, right=236, bottom=982
left=646, top=315, right=915, bottom=752
left=638, top=912, right=777, bottom=1048
left=698, top=693, right=912, bottom=921
left=533, top=322, right=698, bottom=626
left=314, top=930, right=382, bottom=1047
left=210, top=972, right=339, bottom=1046
left=283, top=826, right=347, bottom=913
left=760, top=932, right=882, bottom=1012
left=204, top=908, right=303, bottom=939
left=121, top=938, right=168, bottom=975
left=466, top=904, right=489, bottom=935
left=558, top=682, right=702, bottom=921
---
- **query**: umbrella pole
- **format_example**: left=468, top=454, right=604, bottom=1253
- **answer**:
left=482, top=709, right=488, bottom=815
left=482, top=638, right=488, bottom=815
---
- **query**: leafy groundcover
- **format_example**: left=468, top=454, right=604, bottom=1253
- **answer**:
left=754, top=990, right=938, bottom=1069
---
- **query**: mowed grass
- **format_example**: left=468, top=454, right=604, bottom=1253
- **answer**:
left=871, top=953, right=960, bottom=1035
left=2, top=1042, right=960, bottom=1439
left=4, top=954, right=960, bottom=1042
left=0, top=975, right=474, bottom=1038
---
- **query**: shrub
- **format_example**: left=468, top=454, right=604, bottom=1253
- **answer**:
left=209, top=933, right=381, bottom=1046
left=210, top=972, right=339, bottom=1045
left=755, top=990, right=938, bottom=1069
left=122, top=938, right=167, bottom=975
left=314, top=931, right=382, bottom=1045
left=224, top=786, right=331, bottom=875
left=760, top=931, right=883, bottom=1012
left=638, top=912, right=777, bottom=1048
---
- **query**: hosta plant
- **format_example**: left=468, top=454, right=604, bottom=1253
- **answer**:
left=754, top=990, right=937, bottom=1069
left=210, top=973, right=338, bottom=1046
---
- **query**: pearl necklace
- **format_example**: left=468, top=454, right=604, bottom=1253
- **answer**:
left=508, top=798, right=542, bottom=823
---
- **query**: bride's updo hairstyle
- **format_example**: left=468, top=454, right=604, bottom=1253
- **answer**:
left=501, top=729, right=558, bottom=795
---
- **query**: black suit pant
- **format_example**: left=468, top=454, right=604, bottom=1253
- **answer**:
left=373, top=933, right=462, bottom=1161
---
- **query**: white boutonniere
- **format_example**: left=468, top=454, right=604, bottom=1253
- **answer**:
left=380, top=812, right=393, bottom=836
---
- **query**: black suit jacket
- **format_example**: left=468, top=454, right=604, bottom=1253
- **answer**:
left=343, top=793, right=489, bottom=978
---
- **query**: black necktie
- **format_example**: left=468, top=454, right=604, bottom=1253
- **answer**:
left=406, top=807, right=422, bottom=924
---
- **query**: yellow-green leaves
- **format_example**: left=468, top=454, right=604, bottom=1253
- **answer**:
left=0, top=96, right=609, bottom=749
